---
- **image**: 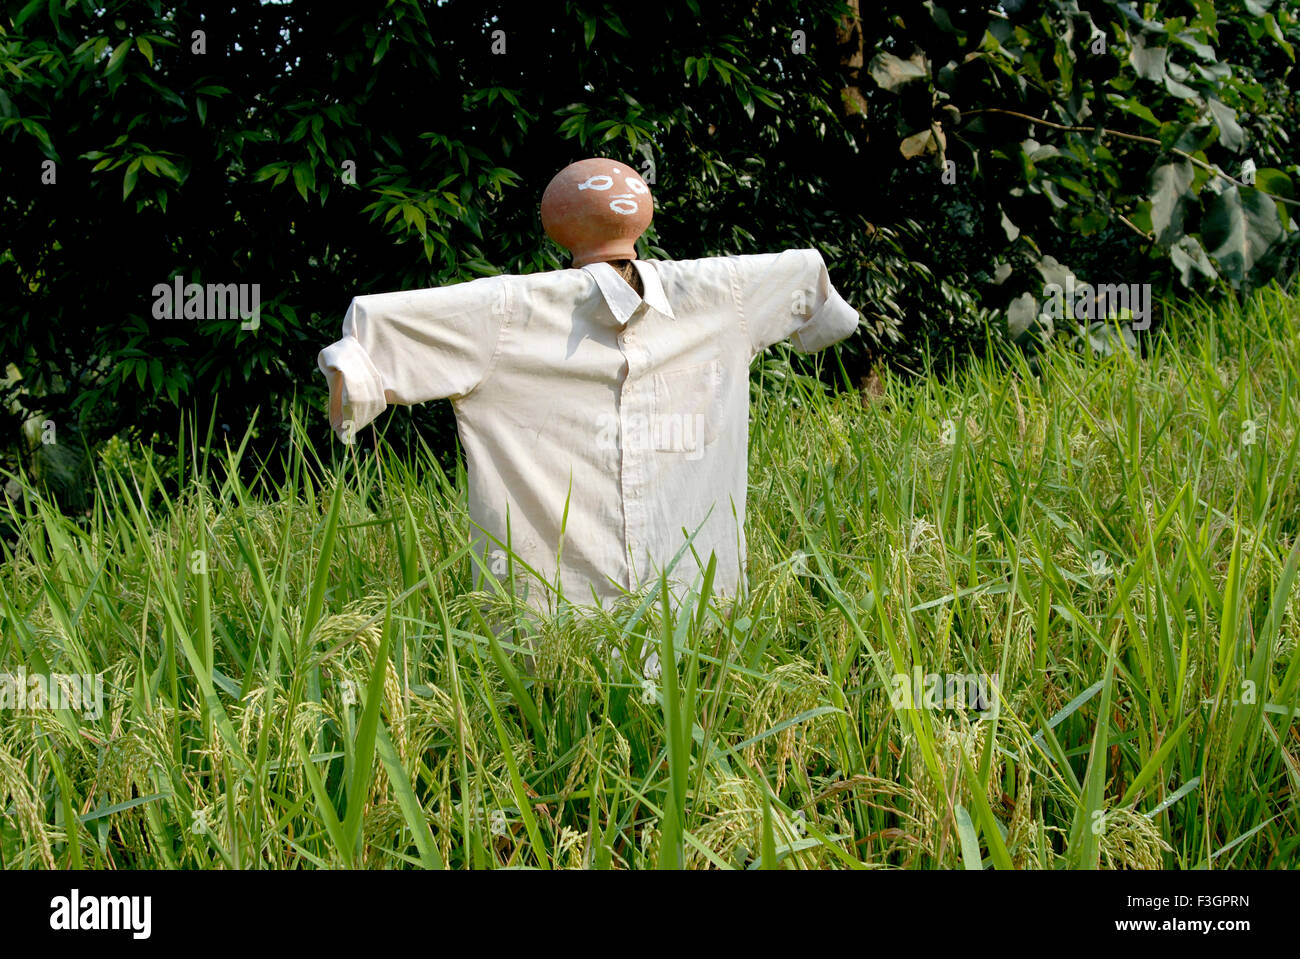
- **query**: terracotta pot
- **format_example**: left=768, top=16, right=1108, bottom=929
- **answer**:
left=540, top=157, right=653, bottom=267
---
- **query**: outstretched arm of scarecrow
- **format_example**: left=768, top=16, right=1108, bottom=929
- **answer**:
left=317, top=274, right=509, bottom=443
left=731, top=249, right=860, bottom=357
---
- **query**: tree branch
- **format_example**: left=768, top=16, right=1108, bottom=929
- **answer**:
left=961, top=107, right=1300, bottom=207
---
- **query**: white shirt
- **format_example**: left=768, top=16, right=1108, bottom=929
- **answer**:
left=318, top=250, right=858, bottom=613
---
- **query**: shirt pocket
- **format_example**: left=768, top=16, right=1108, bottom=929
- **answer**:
left=650, top=359, right=723, bottom=453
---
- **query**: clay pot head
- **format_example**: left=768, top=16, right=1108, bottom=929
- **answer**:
left=541, top=157, right=653, bottom=267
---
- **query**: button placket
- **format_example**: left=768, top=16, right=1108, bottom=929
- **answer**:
left=617, top=326, right=633, bottom=587
left=618, top=312, right=650, bottom=585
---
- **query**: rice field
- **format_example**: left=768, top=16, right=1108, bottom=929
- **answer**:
left=1, top=280, right=1298, bottom=869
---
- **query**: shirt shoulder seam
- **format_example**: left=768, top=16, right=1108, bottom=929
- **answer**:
left=457, top=274, right=512, bottom=402
left=726, top=257, right=754, bottom=356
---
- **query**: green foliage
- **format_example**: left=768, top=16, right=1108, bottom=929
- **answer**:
left=848, top=0, right=1299, bottom=355
left=1, top=0, right=1297, bottom=485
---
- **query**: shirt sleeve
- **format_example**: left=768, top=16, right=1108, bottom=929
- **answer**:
left=317, top=274, right=510, bottom=442
left=729, top=249, right=859, bottom=356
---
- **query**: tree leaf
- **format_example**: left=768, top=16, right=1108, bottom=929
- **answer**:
left=1254, top=168, right=1294, bottom=228
left=1202, top=184, right=1285, bottom=288
left=1207, top=98, right=1244, bottom=151
left=869, top=51, right=928, bottom=91
left=1149, top=160, right=1193, bottom=247
left=1263, top=13, right=1295, bottom=61
left=1006, top=291, right=1039, bottom=339
left=1173, top=30, right=1215, bottom=62
left=252, top=162, right=285, bottom=182
left=1128, top=33, right=1166, bottom=81
left=122, top=157, right=141, bottom=200
left=899, top=129, right=934, bottom=158
left=105, top=39, right=131, bottom=75
left=292, top=161, right=314, bottom=202
left=1000, top=207, right=1020, bottom=241
left=153, top=156, right=181, bottom=182
left=1169, top=235, right=1218, bottom=285
left=20, top=118, right=54, bottom=155
left=1163, top=60, right=1197, bottom=98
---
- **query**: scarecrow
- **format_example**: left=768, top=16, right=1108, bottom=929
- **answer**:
left=319, top=157, right=859, bottom=615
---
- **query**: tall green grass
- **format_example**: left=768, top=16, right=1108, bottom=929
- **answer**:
left=1, top=281, right=1298, bottom=868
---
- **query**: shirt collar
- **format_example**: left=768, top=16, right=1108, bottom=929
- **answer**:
left=583, top=260, right=676, bottom=323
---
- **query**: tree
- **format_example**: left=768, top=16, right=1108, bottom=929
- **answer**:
left=2, top=0, right=1296, bottom=498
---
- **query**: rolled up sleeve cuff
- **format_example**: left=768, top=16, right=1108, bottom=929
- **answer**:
left=790, top=289, right=860, bottom=353
left=318, top=334, right=387, bottom=441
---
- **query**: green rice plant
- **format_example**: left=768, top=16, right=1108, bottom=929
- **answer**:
left=1, top=279, right=1298, bottom=869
